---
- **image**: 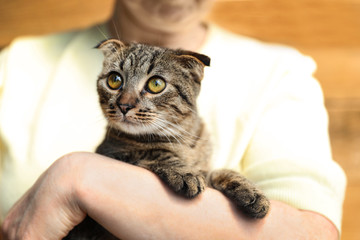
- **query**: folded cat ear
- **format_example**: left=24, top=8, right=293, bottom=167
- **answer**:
left=173, top=50, right=211, bottom=83
left=174, top=50, right=211, bottom=67
left=95, top=39, right=125, bottom=57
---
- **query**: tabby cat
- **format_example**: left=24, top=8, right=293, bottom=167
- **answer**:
left=64, top=39, right=269, bottom=239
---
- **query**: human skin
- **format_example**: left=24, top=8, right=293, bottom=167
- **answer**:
left=1, top=152, right=338, bottom=240
left=110, top=0, right=213, bottom=51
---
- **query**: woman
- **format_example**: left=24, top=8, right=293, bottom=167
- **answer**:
left=1, top=0, right=346, bottom=239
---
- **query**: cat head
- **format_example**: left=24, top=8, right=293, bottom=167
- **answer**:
left=96, top=39, right=210, bottom=136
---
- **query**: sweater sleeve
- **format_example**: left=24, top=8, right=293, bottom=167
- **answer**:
left=240, top=50, right=347, bottom=233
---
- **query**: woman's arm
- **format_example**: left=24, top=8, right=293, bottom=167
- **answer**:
left=1, top=152, right=338, bottom=240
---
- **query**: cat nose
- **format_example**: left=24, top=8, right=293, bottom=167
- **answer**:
left=117, top=103, right=135, bottom=115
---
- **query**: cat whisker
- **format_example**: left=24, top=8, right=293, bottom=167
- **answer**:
left=152, top=120, right=186, bottom=146
left=105, top=122, right=115, bottom=141
left=112, top=19, right=121, bottom=40
left=139, top=121, right=153, bottom=142
left=152, top=117, right=196, bottom=147
left=95, top=26, right=123, bottom=63
left=96, top=23, right=123, bottom=63
left=155, top=116, right=201, bottom=142
left=148, top=121, right=177, bottom=148
left=92, top=113, right=107, bottom=123
left=96, top=25, right=109, bottom=41
left=159, top=118, right=205, bottom=148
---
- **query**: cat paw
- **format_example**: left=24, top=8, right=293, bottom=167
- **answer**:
left=209, top=169, right=270, bottom=218
left=157, top=169, right=206, bottom=198
left=221, top=179, right=269, bottom=218
left=239, top=190, right=270, bottom=218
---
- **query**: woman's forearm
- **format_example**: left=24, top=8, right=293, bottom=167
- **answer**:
left=77, top=152, right=252, bottom=239
left=76, top=152, right=338, bottom=240
left=1, top=152, right=338, bottom=239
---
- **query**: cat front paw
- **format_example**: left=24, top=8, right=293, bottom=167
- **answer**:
left=209, top=169, right=270, bottom=218
left=156, top=169, right=206, bottom=198
left=240, top=191, right=269, bottom=218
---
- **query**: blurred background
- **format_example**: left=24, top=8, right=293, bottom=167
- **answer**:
left=0, top=0, right=359, bottom=239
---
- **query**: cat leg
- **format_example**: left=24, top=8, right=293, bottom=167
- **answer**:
left=63, top=216, right=119, bottom=240
left=208, top=169, right=270, bottom=218
left=137, top=157, right=206, bottom=198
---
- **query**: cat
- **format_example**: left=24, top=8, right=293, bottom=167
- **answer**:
left=64, top=39, right=269, bottom=239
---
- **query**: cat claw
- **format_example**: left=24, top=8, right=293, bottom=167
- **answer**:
left=181, top=172, right=206, bottom=198
left=240, top=191, right=270, bottom=218
left=156, top=169, right=206, bottom=198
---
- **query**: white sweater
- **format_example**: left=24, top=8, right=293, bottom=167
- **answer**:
left=0, top=24, right=346, bottom=231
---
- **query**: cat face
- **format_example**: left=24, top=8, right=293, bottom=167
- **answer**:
left=96, top=39, right=210, bottom=136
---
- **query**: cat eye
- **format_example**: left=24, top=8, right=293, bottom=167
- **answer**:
left=107, top=72, right=123, bottom=90
left=146, top=77, right=166, bottom=94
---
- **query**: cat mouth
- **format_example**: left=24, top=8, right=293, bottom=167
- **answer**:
left=122, top=117, right=137, bottom=125
left=110, top=116, right=144, bottom=131
left=107, top=111, right=164, bottom=135
left=109, top=116, right=162, bottom=135
left=111, top=115, right=135, bottom=125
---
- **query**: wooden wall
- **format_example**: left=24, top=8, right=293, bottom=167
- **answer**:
left=0, top=0, right=115, bottom=47
left=0, top=0, right=359, bottom=239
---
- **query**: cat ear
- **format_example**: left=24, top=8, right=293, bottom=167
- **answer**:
left=95, top=39, right=125, bottom=57
left=174, top=50, right=211, bottom=67
left=173, top=50, right=210, bottom=83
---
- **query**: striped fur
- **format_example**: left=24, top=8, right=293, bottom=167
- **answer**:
left=64, top=40, right=269, bottom=240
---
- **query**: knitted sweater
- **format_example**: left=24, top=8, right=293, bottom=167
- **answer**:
left=0, top=24, right=346, bottom=232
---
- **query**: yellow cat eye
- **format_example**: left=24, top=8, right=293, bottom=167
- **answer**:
left=107, top=72, right=123, bottom=90
left=146, top=77, right=166, bottom=94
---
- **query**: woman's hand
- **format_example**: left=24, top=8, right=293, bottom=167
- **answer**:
left=1, top=153, right=87, bottom=240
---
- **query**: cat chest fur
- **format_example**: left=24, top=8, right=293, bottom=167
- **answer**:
left=96, top=120, right=212, bottom=172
